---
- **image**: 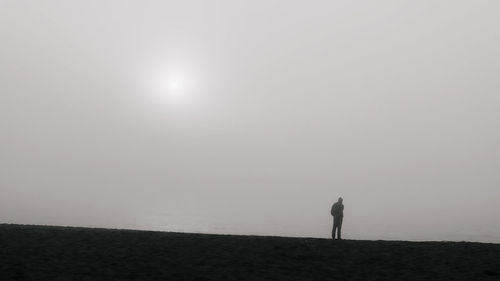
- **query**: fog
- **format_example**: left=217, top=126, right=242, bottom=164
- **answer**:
left=1, top=0, right=499, bottom=242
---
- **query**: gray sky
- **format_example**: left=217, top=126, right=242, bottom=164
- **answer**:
left=1, top=0, right=499, bottom=242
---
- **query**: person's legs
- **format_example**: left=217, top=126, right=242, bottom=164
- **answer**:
left=333, top=217, right=340, bottom=239
left=332, top=218, right=336, bottom=239
left=336, top=217, right=343, bottom=240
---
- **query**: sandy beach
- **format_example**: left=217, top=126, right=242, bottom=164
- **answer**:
left=1, top=224, right=499, bottom=280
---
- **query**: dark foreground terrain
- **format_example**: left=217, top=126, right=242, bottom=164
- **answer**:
left=1, top=224, right=499, bottom=281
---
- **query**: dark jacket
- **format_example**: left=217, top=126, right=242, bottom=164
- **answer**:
left=331, top=202, right=344, bottom=218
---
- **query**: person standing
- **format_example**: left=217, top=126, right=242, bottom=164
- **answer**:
left=331, top=197, right=344, bottom=240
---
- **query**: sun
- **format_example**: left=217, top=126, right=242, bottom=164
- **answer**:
left=153, top=74, right=191, bottom=102
left=168, top=78, right=185, bottom=92
left=169, top=80, right=181, bottom=91
left=144, top=62, right=203, bottom=106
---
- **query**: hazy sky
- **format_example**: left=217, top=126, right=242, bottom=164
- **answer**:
left=1, top=0, right=499, bottom=242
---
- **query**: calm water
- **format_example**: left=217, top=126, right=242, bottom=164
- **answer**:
left=128, top=213, right=500, bottom=244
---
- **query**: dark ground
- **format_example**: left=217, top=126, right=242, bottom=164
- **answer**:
left=1, top=224, right=499, bottom=281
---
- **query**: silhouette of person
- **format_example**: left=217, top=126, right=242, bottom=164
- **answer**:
left=331, top=197, right=344, bottom=240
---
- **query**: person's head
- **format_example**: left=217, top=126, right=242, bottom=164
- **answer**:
left=338, top=197, right=343, bottom=203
